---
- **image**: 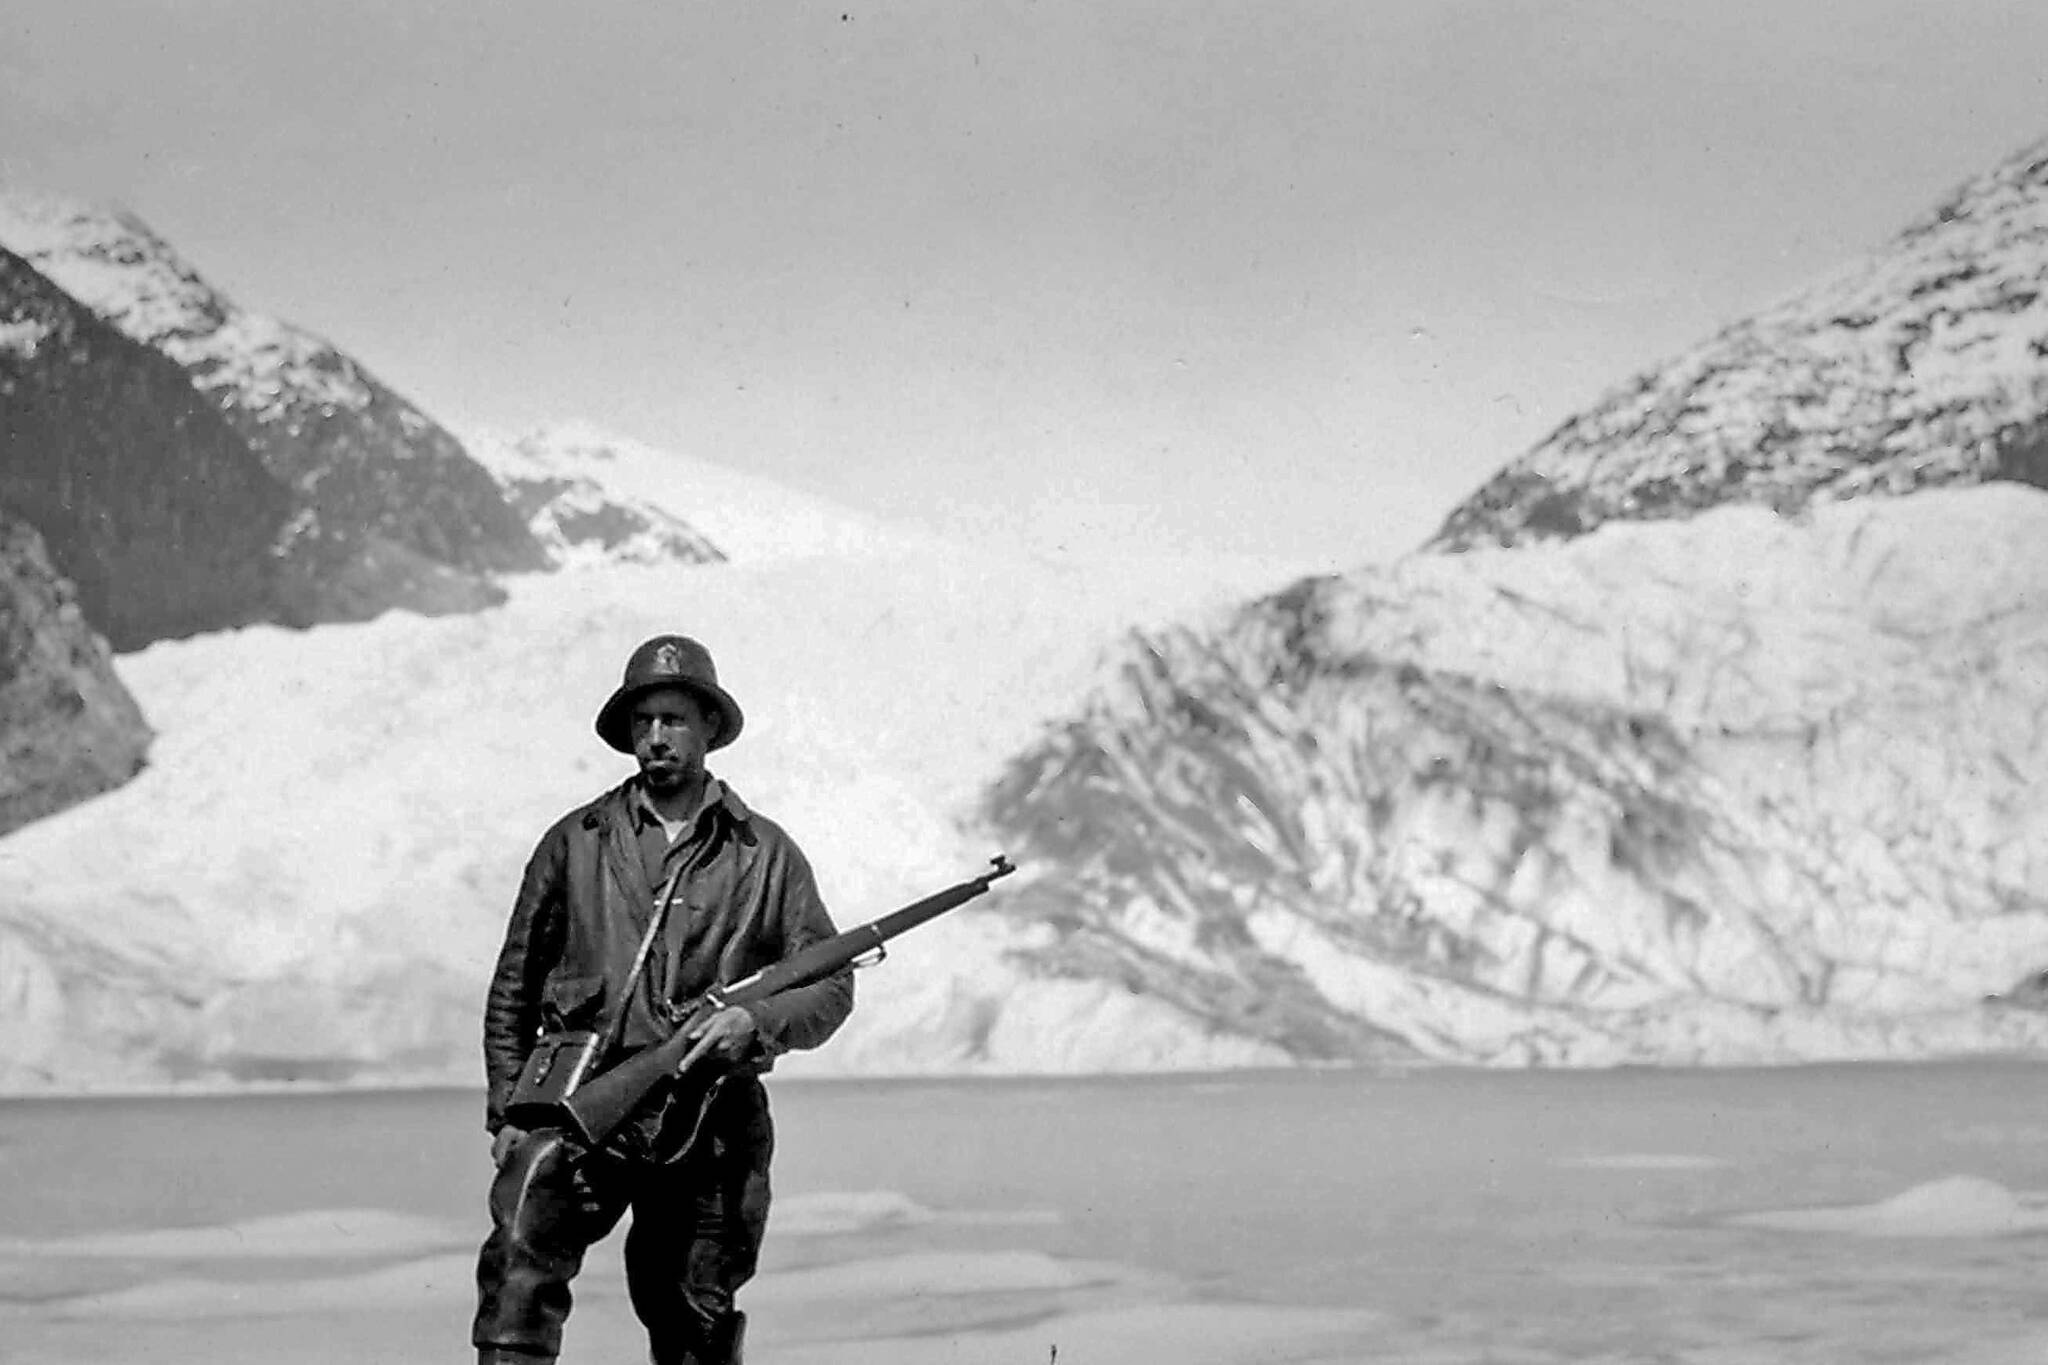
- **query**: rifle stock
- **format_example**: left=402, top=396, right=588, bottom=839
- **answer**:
left=536, top=855, right=1016, bottom=1152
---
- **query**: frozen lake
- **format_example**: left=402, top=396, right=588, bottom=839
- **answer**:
left=4, top=1061, right=2048, bottom=1362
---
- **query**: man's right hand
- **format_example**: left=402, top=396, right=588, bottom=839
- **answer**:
left=491, top=1125, right=529, bottom=1167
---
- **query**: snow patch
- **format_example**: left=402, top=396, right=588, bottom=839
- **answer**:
left=4, top=1208, right=470, bottom=1260
left=462, top=421, right=929, bottom=564
left=1732, top=1175, right=2048, bottom=1237
left=0, top=317, right=51, bottom=356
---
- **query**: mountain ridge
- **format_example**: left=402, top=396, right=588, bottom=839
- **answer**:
left=0, top=245, right=293, bottom=651
left=0, top=186, right=547, bottom=628
left=1429, top=135, right=2048, bottom=551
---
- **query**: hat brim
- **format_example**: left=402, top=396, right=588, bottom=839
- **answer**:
left=594, top=679, right=744, bottom=754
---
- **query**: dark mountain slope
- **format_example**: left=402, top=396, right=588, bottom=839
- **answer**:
left=0, top=190, right=547, bottom=628
left=1, top=248, right=291, bottom=650
left=0, top=503, right=150, bottom=836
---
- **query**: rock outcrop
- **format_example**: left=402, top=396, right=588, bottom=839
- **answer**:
left=0, top=503, right=150, bottom=837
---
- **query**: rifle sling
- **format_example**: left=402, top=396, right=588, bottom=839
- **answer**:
left=590, top=863, right=687, bottom=1061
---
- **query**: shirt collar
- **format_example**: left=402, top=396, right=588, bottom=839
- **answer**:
left=630, top=774, right=748, bottom=835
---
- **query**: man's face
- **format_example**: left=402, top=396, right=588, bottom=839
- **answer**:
left=630, top=687, right=714, bottom=794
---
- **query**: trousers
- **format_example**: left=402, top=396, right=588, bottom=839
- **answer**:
left=472, top=1077, right=773, bottom=1365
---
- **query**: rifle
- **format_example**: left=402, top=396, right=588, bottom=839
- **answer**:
left=506, top=854, right=1015, bottom=1163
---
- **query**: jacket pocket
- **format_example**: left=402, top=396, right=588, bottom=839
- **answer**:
left=540, top=973, right=606, bottom=1033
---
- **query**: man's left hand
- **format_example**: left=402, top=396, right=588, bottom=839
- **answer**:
left=678, top=1005, right=759, bottom=1072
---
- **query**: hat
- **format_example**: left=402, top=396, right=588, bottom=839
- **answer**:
left=594, top=635, right=745, bottom=754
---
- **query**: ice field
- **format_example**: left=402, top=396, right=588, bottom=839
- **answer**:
left=5, top=1063, right=2048, bottom=1363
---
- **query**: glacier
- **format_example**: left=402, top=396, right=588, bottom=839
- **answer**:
left=984, top=483, right=2048, bottom=1066
left=2, top=479, right=2043, bottom=1088
left=0, top=521, right=1300, bottom=1091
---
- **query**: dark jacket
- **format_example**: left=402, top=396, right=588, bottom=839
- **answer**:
left=483, top=777, right=853, bottom=1133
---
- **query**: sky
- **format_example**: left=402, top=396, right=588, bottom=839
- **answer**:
left=4, top=0, right=2048, bottom=569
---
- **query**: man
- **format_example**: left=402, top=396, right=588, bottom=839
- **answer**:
left=473, top=635, right=854, bottom=1365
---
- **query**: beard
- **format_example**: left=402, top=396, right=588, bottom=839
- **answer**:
left=638, top=753, right=702, bottom=794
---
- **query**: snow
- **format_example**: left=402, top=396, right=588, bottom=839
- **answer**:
left=461, top=421, right=932, bottom=564
left=7, top=134, right=2048, bottom=1086
left=0, top=504, right=1306, bottom=1087
left=3, top=468, right=2045, bottom=1083
left=1733, top=1174, right=2048, bottom=1238
left=983, top=481, right=2048, bottom=1067
left=0, top=317, right=52, bottom=356
left=0, top=185, right=371, bottom=422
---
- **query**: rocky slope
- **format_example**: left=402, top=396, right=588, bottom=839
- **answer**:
left=0, top=504, right=150, bottom=837
left=1431, top=137, right=2048, bottom=550
left=0, top=189, right=547, bottom=629
left=1, top=247, right=291, bottom=650
left=463, top=426, right=725, bottom=569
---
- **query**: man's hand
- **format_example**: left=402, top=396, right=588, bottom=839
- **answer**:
left=677, top=1005, right=759, bottom=1072
left=491, top=1125, right=529, bottom=1167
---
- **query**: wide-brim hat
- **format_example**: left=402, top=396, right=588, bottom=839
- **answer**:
left=594, top=635, right=745, bottom=754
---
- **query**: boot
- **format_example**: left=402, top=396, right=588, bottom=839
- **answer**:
left=649, top=1311, right=746, bottom=1365
left=706, top=1311, right=745, bottom=1365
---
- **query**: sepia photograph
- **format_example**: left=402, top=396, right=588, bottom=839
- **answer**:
left=3, top=2, right=2048, bottom=1361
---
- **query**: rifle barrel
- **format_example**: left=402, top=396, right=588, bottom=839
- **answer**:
left=553, top=856, right=1016, bottom=1149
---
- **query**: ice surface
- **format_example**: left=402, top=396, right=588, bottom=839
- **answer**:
left=761, top=1302, right=1386, bottom=1365
left=7, top=1072, right=2048, bottom=1364
left=1554, top=1153, right=1731, bottom=1171
left=3, top=1207, right=469, bottom=1260
left=984, top=482, right=2048, bottom=1066
left=0, top=532, right=1302, bottom=1088
left=1732, top=1174, right=2048, bottom=1237
left=766, top=1188, right=938, bottom=1235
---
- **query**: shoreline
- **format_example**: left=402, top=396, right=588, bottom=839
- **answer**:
left=5, top=1051, right=2046, bottom=1105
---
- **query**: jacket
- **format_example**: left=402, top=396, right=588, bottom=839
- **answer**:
left=482, top=776, right=853, bottom=1133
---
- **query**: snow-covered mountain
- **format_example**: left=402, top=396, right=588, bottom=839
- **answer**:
left=1, top=245, right=292, bottom=652
left=463, top=425, right=724, bottom=570
left=7, top=134, right=2048, bottom=1089
left=1431, top=137, right=2048, bottom=550
left=0, top=187, right=546, bottom=627
left=979, top=137, right=2048, bottom=1065
left=460, top=423, right=931, bottom=569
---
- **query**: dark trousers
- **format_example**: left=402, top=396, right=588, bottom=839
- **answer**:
left=473, top=1078, right=773, bottom=1365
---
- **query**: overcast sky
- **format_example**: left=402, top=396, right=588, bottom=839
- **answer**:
left=5, top=0, right=2047, bottom=569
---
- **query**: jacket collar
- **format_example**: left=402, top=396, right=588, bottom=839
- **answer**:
left=584, top=774, right=752, bottom=831
left=624, top=774, right=752, bottom=833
